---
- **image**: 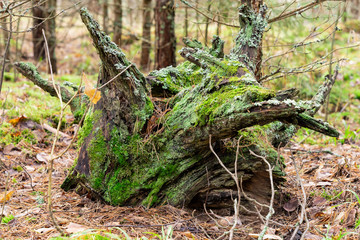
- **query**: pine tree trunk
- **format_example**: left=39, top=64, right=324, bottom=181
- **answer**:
left=155, top=0, right=176, bottom=69
left=46, top=0, right=57, bottom=74
left=184, top=6, right=188, bottom=38
left=204, top=1, right=211, bottom=46
left=32, top=0, right=46, bottom=61
left=140, top=0, right=152, bottom=71
left=102, top=0, right=109, bottom=33
left=113, top=0, right=122, bottom=46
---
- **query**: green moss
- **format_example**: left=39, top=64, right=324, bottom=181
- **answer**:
left=78, top=109, right=102, bottom=146
left=4, top=72, right=14, bottom=81
left=149, top=61, right=203, bottom=94
left=0, top=123, right=37, bottom=146
left=196, top=82, right=275, bottom=125
left=88, top=128, right=108, bottom=190
left=12, top=165, right=23, bottom=172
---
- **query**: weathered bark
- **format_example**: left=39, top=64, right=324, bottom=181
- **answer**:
left=140, top=0, right=152, bottom=71
left=155, top=0, right=176, bottom=69
left=17, top=4, right=339, bottom=209
left=113, top=0, right=122, bottom=46
left=13, top=62, right=84, bottom=117
left=32, top=0, right=46, bottom=61
left=57, top=5, right=339, bottom=210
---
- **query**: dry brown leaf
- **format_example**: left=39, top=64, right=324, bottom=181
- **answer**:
left=0, top=190, right=14, bottom=203
left=248, top=233, right=282, bottom=239
left=312, top=197, right=327, bottom=206
left=283, top=197, right=299, bottom=212
left=83, top=72, right=101, bottom=104
left=8, top=115, right=27, bottom=126
left=183, top=231, right=197, bottom=239
left=65, top=222, right=88, bottom=234
left=35, top=227, right=55, bottom=234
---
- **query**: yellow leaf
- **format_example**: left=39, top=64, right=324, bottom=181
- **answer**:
left=8, top=115, right=27, bottom=127
left=0, top=190, right=14, bottom=203
left=82, top=72, right=101, bottom=104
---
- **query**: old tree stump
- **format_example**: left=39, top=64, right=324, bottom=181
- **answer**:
left=16, top=5, right=339, bottom=209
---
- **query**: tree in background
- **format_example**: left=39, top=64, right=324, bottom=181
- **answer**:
left=113, top=0, right=123, bottom=46
left=102, top=0, right=109, bottom=33
left=46, top=0, right=57, bottom=74
left=32, top=0, right=46, bottom=61
left=140, top=0, right=152, bottom=71
left=155, top=0, right=176, bottom=69
left=350, top=0, right=360, bottom=18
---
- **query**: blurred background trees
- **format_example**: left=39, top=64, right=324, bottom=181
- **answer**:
left=1, top=0, right=360, bottom=122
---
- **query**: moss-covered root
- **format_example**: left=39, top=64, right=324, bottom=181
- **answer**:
left=268, top=72, right=339, bottom=147
left=14, top=62, right=82, bottom=114
left=183, top=35, right=225, bottom=58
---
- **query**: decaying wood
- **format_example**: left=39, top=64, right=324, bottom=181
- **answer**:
left=17, top=4, right=339, bottom=210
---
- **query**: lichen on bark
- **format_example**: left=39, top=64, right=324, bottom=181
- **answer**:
left=16, top=5, right=339, bottom=209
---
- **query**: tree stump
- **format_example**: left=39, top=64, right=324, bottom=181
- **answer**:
left=16, top=5, right=339, bottom=209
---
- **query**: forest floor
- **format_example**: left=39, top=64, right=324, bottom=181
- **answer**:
left=0, top=77, right=360, bottom=240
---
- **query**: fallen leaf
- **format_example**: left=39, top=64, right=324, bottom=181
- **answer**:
left=312, top=197, right=327, bottom=206
left=303, top=233, right=322, bottom=240
left=283, top=197, right=299, bottom=212
left=183, top=231, right=197, bottom=239
left=0, top=190, right=14, bottom=203
left=8, top=115, right=27, bottom=126
left=65, top=222, right=88, bottom=234
left=35, top=227, right=55, bottom=234
left=36, top=152, right=49, bottom=164
left=3, top=144, right=21, bottom=156
left=83, top=72, right=101, bottom=104
left=32, top=129, right=47, bottom=142
left=249, top=233, right=282, bottom=239
left=316, top=182, right=332, bottom=186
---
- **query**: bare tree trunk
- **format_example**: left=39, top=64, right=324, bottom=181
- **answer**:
left=32, top=0, right=46, bottom=61
left=102, top=0, right=109, bottom=33
left=204, top=1, right=211, bottom=46
left=127, top=0, right=134, bottom=27
left=351, top=0, right=360, bottom=18
left=195, top=0, right=199, bottom=39
left=140, top=0, right=152, bottom=71
left=184, top=6, right=188, bottom=38
left=46, top=0, right=57, bottom=74
left=155, top=0, right=176, bottom=69
left=113, top=0, right=123, bottom=46
left=1, top=18, right=10, bottom=70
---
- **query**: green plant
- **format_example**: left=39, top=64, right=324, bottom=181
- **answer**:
left=143, top=226, right=174, bottom=240
left=0, top=123, right=37, bottom=146
left=1, top=214, right=14, bottom=224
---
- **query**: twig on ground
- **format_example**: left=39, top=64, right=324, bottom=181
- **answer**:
left=325, top=6, right=341, bottom=122
left=289, top=155, right=309, bottom=240
left=42, top=123, right=71, bottom=138
left=9, top=159, right=35, bottom=191
left=42, top=29, right=66, bottom=236
left=209, top=135, right=242, bottom=240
